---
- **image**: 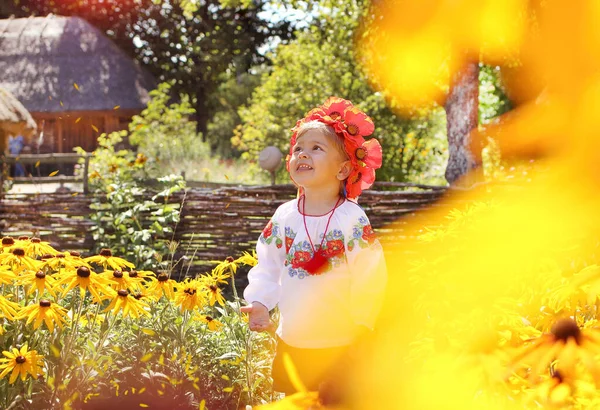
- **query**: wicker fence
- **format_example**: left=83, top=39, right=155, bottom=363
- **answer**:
left=0, top=182, right=453, bottom=277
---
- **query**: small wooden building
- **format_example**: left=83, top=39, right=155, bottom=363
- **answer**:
left=0, top=15, right=156, bottom=153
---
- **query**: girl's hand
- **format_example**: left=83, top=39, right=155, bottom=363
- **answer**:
left=241, top=302, right=272, bottom=332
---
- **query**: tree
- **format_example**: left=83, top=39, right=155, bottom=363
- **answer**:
left=234, top=0, right=448, bottom=184
left=1, top=0, right=294, bottom=136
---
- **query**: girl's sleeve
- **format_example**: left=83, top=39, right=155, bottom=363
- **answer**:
left=345, top=212, right=388, bottom=329
left=243, top=211, right=285, bottom=311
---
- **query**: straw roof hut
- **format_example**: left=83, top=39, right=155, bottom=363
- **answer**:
left=0, top=86, right=36, bottom=152
left=0, top=15, right=156, bottom=153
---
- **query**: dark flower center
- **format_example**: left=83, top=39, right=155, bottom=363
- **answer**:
left=552, top=318, right=581, bottom=344
left=99, top=248, right=113, bottom=257
left=113, top=270, right=123, bottom=278
left=70, top=251, right=80, bottom=257
left=41, top=254, right=53, bottom=260
left=56, top=253, right=65, bottom=258
left=158, top=273, right=169, bottom=282
left=77, top=266, right=91, bottom=278
left=209, top=285, right=218, bottom=292
left=18, top=236, right=29, bottom=241
left=118, top=289, right=129, bottom=297
left=184, top=288, right=196, bottom=295
left=2, top=237, right=14, bottom=246
left=35, top=271, right=46, bottom=279
left=351, top=172, right=362, bottom=184
left=128, top=270, right=138, bottom=278
left=206, top=316, right=214, bottom=322
left=347, top=123, right=359, bottom=136
left=329, top=111, right=341, bottom=120
left=31, top=238, right=41, bottom=243
left=15, top=356, right=27, bottom=364
left=12, top=248, right=25, bottom=256
left=226, top=256, right=234, bottom=263
left=355, top=147, right=367, bottom=160
left=39, top=300, right=51, bottom=307
left=133, top=293, right=143, bottom=300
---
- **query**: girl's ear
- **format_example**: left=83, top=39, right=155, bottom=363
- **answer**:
left=337, top=160, right=353, bottom=181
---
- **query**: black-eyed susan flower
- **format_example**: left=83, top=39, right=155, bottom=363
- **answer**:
left=16, top=300, right=68, bottom=333
left=17, top=270, right=58, bottom=298
left=84, top=248, right=134, bottom=271
left=39, top=252, right=82, bottom=271
left=0, top=266, right=16, bottom=285
left=125, top=269, right=155, bottom=291
left=0, top=237, right=16, bottom=253
left=195, top=314, right=224, bottom=331
left=0, top=248, right=40, bottom=274
left=103, top=289, right=151, bottom=319
left=18, top=237, right=58, bottom=258
left=203, top=282, right=226, bottom=307
left=174, top=279, right=206, bottom=312
left=54, top=266, right=116, bottom=301
left=146, top=272, right=176, bottom=300
left=209, top=256, right=238, bottom=277
left=510, top=318, right=600, bottom=383
left=235, top=251, right=258, bottom=267
left=0, top=344, right=45, bottom=384
left=0, top=295, right=19, bottom=320
left=105, top=269, right=137, bottom=292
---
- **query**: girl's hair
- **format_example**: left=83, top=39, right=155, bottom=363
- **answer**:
left=294, top=121, right=349, bottom=160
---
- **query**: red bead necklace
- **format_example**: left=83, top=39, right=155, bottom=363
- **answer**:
left=300, top=195, right=343, bottom=275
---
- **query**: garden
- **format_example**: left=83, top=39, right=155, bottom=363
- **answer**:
left=1, top=0, right=600, bottom=409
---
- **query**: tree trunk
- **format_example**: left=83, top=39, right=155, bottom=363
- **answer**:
left=444, top=62, right=480, bottom=186
left=195, top=86, right=209, bottom=140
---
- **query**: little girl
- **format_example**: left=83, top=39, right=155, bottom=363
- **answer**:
left=241, top=97, right=387, bottom=398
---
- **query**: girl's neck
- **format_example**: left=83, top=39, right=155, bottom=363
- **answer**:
left=301, top=187, right=343, bottom=215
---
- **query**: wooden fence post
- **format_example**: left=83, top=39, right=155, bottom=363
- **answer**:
left=83, top=153, right=90, bottom=195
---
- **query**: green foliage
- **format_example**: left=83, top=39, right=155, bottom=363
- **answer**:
left=75, top=131, right=185, bottom=271
left=234, top=0, right=448, bottom=184
left=479, top=64, right=513, bottom=125
left=129, top=82, right=210, bottom=166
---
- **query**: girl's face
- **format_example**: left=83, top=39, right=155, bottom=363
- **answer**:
left=289, top=129, right=349, bottom=191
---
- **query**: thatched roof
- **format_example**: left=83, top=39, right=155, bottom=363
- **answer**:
left=0, top=15, right=156, bottom=113
left=0, top=87, right=36, bottom=137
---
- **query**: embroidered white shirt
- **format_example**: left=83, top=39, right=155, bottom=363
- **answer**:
left=243, top=198, right=388, bottom=348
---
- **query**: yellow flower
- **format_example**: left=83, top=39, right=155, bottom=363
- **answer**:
left=0, top=344, right=45, bottom=384
left=17, top=270, right=58, bottom=298
left=0, top=266, right=16, bottom=285
left=0, top=295, right=19, bottom=320
left=103, top=289, right=151, bottom=319
left=105, top=269, right=138, bottom=292
left=16, top=237, right=58, bottom=258
left=0, top=237, right=16, bottom=253
left=204, top=283, right=226, bottom=307
left=510, top=318, right=600, bottom=383
left=16, top=300, right=68, bottom=333
left=125, top=269, right=155, bottom=291
left=84, top=248, right=134, bottom=271
left=146, top=272, right=176, bottom=300
left=235, top=251, right=258, bottom=267
left=39, top=252, right=88, bottom=271
left=0, top=248, right=40, bottom=273
left=196, top=314, right=224, bottom=331
left=174, top=279, right=206, bottom=312
left=210, top=252, right=256, bottom=278
left=54, top=266, right=116, bottom=301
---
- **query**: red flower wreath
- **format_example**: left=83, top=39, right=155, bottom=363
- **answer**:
left=286, top=97, right=383, bottom=200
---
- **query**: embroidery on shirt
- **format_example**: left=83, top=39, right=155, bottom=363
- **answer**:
left=259, top=220, right=283, bottom=249
left=284, top=226, right=297, bottom=253
left=347, top=216, right=377, bottom=251
left=286, top=228, right=345, bottom=279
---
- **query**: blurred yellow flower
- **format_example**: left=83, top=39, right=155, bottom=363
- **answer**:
left=16, top=300, right=68, bottom=333
left=16, top=237, right=58, bottom=258
left=174, top=279, right=206, bottom=312
left=0, top=344, right=45, bottom=384
left=146, top=272, right=176, bottom=300
left=0, top=266, right=16, bottom=285
left=204, top=283, right=226, bottom=307
left=0, top=248, right=40, bottom=273
left=0, top=295, right=20, bottom=320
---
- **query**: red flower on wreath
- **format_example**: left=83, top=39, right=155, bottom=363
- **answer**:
left=362, top=225, right=377, bottom=244
left=291, top=251, right=312, bottom=269
left=262, top=221, right=273, bottom=239
left=323, top=239, right=345, bottom=258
